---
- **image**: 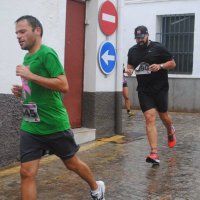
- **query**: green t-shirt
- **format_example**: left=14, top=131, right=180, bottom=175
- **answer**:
left=21, top=44, right=71, bottom=135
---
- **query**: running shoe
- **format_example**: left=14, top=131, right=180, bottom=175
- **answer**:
left=128, top=110, right=135, bottom=117
left=168, top=126, right=176, bottom=148
left=146, top=152, right=160, bottom=164
left=90, top=181, right=105, bottom=200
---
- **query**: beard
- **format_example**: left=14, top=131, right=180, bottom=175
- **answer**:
left=137, top=38, right=149, bottom=49
left=20, top=42, right=35, bottom=51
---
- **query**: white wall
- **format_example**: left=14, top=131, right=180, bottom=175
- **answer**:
left=84, top=0, right=122, bottom=92
left=123, top=0, right=200, bottom=78
left=0, top=0, right=66, bottom=94
left=96, top=0, right=118, bottom=92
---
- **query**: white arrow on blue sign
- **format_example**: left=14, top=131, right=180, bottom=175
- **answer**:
left=98, top=41, right=116, bottom=75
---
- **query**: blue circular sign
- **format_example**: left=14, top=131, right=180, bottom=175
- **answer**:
left=98, top=41, right=116, bottom=74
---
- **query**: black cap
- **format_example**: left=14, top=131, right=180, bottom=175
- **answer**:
left=134, top=25, right=148, bottom=38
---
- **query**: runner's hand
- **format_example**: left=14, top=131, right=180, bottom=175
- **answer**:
left=149, top=64, right=160, bottom=72
left=16, top=65, right=33, bottom=80
left=11, top=85, right=22, bottom=98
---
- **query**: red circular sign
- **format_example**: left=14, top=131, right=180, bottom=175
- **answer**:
left=99, top=1, right=118, bottom=36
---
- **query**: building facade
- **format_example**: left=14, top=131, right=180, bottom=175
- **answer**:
left=123, top=0, right=200, bottom=112
left=0, top=0, right=122, bottom=167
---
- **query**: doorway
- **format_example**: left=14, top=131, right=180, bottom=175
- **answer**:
left=64, top=0, right=86, bottom=128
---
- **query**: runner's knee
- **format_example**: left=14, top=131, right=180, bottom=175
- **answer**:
left=145, top=113, right=156, bottom=125
left=64, top=156, right=81, bottom=171
left=20, top=167, right=37, bottom=179
left=124, top=96, right=129, bottom=101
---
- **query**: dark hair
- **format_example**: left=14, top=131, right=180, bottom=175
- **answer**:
left=15, top=15, right=43, bottom=37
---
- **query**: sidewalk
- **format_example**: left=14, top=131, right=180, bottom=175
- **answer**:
left=1, top=110, right=200, bottom=200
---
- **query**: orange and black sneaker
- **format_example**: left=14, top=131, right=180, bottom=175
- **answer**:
left=146, top=152, right=160, bottom=165
left=168, top=126, right=176, bottom=148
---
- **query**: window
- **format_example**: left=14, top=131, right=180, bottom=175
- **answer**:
left=156, top=14, right=195, bottom=74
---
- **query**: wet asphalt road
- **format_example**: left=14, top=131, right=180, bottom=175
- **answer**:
left=0, top=110, right=200, bottom=200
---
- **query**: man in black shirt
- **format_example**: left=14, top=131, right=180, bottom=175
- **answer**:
left=127, top=25, right=176, bottom=165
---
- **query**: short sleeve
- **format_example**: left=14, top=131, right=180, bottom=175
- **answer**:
left=158, top=44, right=173, bottom=62
left=127, top=48, right=132, bottom=65
left=44, top=52, right=65, bottom=78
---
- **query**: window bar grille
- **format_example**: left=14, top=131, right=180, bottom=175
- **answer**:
left=158, top=14, right=194, bottom=74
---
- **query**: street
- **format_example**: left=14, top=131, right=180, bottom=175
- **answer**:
left=0, top=110, right=200, bottom=200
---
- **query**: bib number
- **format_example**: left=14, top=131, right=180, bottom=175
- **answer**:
left=135, top=62, right=151, bottom=75
left=23, top=103, right=40, bottom=122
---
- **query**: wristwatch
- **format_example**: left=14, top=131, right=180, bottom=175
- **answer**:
left=160, top=64, right=164, bottom=69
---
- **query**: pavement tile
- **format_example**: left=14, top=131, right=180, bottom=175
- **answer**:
left=1, top=110, right=200, bottom=200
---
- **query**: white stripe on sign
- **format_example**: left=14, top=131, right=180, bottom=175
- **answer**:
left=102, top=50, right=115, bottom=65
left=102, top=13, right=116, bottom=23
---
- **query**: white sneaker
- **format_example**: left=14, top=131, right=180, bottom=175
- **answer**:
left=90, top=181, right=105, bottom=200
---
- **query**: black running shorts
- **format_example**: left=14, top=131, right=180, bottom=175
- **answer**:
left=138, top=90, right=168, bottom=113
left=123, top=82, right=128, bottom=87
left=20, top=129, right=80, bottom=163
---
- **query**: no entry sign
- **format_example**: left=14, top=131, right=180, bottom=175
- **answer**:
left=99, top=1, right=118, bottom=36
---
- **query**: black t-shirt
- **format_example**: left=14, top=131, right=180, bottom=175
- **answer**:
left=128, top=41, right=173, bottom=93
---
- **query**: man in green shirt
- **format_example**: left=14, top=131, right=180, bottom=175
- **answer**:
left=12, top=15, right=105, bottom=200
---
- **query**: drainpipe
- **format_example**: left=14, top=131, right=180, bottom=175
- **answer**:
left=115, top=0, right=124, bottom=134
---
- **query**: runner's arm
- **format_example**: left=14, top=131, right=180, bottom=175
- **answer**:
left=160, top=59, right=176, bottom=70
left=16, top=65, right=69, bottom=93
left=149, top=59, right=176, bottom=72
left=30, top=74, right=69, bottom=93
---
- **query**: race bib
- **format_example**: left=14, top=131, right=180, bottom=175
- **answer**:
left=23, top=103, right=40, bottom=122
left=135, top=62, right=151, bottom=75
